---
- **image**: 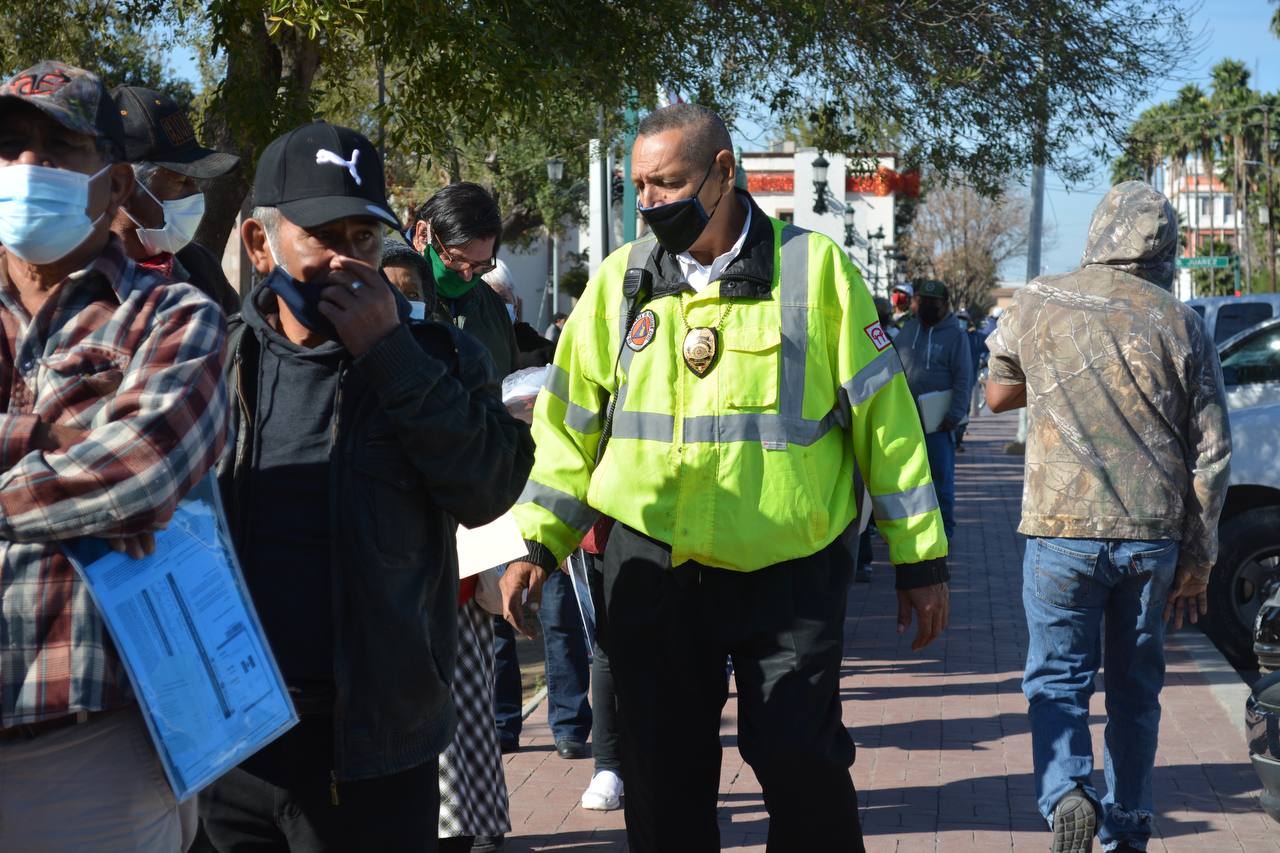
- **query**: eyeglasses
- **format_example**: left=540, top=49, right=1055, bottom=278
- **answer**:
left=431, top=229, right=497, bottom=276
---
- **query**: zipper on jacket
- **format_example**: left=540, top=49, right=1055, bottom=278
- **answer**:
left=329, top=363, right=349, bottom=781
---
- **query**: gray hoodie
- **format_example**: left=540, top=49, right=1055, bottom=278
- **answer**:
left=896, top=312, right=973, bottom=431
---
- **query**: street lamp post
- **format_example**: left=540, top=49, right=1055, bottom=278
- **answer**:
left=842, top=203, right=856, bottom=252
left=546, top=157, right=565, bottom=319
left=867, top=226, right=885, bottom=296
left=812, top=154, right=830, bottom=214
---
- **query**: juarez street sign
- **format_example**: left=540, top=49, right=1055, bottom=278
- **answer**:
left=1177, top=256, right=1234, bottom=269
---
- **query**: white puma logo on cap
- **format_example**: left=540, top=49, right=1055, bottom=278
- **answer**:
left=315, top=148, right=361, bottom=185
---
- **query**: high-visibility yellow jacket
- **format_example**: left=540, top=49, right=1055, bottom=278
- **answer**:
left=514, top=195, right=948, bottom=579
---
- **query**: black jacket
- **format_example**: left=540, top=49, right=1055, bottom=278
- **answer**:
left=219, top=282, right=533, bottom=780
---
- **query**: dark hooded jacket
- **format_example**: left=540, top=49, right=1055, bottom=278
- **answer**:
left=218, top=277, right=533, bottom=780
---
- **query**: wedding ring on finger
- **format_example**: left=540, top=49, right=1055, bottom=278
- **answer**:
left=349, top=280, right=363, bottom=292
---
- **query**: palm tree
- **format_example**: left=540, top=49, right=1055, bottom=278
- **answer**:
left=1172, top=84, right=1210, bottom=275
left=1211, top=60, right=1256, bottom=289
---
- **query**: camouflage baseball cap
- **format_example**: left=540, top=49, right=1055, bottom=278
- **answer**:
left=0, top=61, right=127, bottom=155
left=917, top=279, right=949, bottom=300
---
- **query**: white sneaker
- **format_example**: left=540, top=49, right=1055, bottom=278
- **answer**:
left=580, top=769, right=624, bottom=811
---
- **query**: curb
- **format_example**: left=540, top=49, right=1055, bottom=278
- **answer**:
left=1171, top=627, right=1252, bottom=734
left=521, top=685, right=548, bottom=721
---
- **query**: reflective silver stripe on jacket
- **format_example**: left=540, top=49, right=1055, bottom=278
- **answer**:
left=871, top=482, right=940, bottom=521
left=518, top=479, right=599, bottom=533
left=542, top=364, right=603, bottom=434
left=842, top=348, right=904, bottom=407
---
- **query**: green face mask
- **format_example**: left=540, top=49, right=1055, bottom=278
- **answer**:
left=426, top=243, right=476, bottom=300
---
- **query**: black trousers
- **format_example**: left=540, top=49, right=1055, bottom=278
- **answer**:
left=588, top=559, right=622, bottom=773
left=198, top=715, right=440, bottom=853
left=600, top=524, right=864, bottom=853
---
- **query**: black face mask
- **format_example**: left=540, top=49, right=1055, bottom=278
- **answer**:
left=638, top=160, right=726, bottom=254
left=918, top=301, right=947, bottom=326
left=263, top=264, right=340, bottom=341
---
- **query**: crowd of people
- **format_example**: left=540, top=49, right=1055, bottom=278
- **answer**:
left=0, top=58, right=1230, bottom=853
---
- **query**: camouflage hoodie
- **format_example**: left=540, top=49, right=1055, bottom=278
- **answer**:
left=986, top=181, right=1231, bottom=580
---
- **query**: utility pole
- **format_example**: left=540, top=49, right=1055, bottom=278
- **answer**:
left=1026, top=160, right=1045, bottom=283
left=1266, top=106, right=1277, bottom=293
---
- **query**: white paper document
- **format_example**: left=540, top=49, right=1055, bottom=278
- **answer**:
left=456, top=511, right=528, bottom=579
left=917, top=390, right=954, bottom=433
left=64, top=477, right=297, bottom=802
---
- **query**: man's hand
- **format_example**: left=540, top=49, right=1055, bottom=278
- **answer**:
left=1163, top=567, right=1209, bottom=630
left=500, top=560, right=548, bottom=640
left=318, top=255, right=400, bottom=357
left=897, top=583, right=950, bottom=651
left=106, top=532, right=157, bottom=560
left=937, top=417, right=956, bottom=434
left=32, top=420, right=88, bottom=453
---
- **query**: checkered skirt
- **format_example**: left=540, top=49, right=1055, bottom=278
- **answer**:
left=438, top=599, right=511, bottom=838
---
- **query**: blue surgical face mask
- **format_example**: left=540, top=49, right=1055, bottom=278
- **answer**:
left=262, top=251, right=340, bottom=341
left=0, top=164, right=111, bottom=265
left=505, top=303, right=516, bottom=324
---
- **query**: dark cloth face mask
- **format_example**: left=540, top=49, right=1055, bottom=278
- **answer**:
left=263, top=264, right=340, bottom=341
left=917, top=301, right=946, bottom=326
left=638, top=160, right=726, bottom=254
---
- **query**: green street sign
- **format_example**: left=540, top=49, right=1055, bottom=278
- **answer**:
left=1177, top=256, right=1234, bottom=269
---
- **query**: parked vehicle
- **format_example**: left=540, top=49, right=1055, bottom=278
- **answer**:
left=1188, top=294, right=1280, bottom=346
left=1200, top=320, right=1280, bottom=669
left=1219, top=317, right=1280, bottom=411
left=1246, top=670, right=1280, bottom=821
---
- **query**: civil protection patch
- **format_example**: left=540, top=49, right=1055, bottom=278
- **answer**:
left=864, top=321, right=891, bottom=352
left=627, top=309, right=658, bottom=352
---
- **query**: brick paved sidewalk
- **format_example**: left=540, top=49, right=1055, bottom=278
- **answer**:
left=502, top=411, right=1271, bottom=852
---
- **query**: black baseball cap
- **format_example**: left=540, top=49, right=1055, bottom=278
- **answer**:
left=0, top=61, right=126, bottom=155
left=918, top=279, right=949, bottom=299
left=112, top=86, right=239, bottom=179
left=253, top=121, right=400, bottom=231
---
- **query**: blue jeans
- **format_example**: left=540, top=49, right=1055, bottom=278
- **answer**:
left=492, top=570, right=592, bottom=745
left=924, top=430, right=956, bottom=538
left=1022, top=537, right=1179, bottom=852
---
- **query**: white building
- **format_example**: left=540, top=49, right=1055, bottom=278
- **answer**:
left=741, top=144, right=915, bottom=297
left=1161, top=155, right=1245, bottom=299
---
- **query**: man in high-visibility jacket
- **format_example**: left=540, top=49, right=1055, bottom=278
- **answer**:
left=501, top=104, right=949, bottom=853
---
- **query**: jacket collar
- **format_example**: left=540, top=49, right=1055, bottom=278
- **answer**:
left=648, top=190, right=777, bottom=301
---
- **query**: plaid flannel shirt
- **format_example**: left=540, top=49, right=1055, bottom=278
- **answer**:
left=0, top=237, right=229, bottom=725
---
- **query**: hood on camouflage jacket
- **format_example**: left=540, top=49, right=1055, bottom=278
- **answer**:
left=1080, top=180, right=1178, bottom=290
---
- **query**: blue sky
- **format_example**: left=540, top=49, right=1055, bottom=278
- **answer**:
left=1032, top=0, right=1280, bottom=278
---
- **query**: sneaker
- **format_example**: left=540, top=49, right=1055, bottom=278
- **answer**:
left=1051, top=788, right=1097, bottom=853
left=471, top=835, right=504, bottom=852
left=580, top=769, right=624, bottom=811
left=1003, top=440, right=1025, bottom=455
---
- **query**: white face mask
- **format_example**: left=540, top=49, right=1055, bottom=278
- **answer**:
left=0, top=164, right=111, bottom=265
left=124, top=182, right=206, bottom=256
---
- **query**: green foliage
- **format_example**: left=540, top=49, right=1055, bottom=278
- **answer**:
left=558, top=265, right=590, bottom=300
left=5, top=0, right=1194, bottom=250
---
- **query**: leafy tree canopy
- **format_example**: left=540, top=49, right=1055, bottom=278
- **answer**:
left=3, top=0, right=1193, bottom=254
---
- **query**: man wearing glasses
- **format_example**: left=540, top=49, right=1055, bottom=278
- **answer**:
left=407, top=182, right=519, bottom=379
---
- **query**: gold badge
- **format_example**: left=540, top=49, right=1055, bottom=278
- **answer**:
left=682, top=327, right=718, bottom=376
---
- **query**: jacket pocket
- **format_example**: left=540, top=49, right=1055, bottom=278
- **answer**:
left=721, top=327, right=780, bottom=410
left=38, top=347, right=127, bottom=422
left=353, top=439, right=429, bottom=563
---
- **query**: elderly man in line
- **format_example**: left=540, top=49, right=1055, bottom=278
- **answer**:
left=0, top=61, right=229, bottom=851
left=197, top=120, right=533, bottom=853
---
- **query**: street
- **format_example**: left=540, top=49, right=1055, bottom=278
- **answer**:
left=502, top=410, right=1271, bottom=852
